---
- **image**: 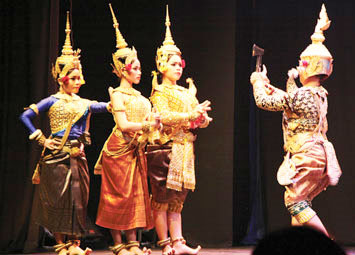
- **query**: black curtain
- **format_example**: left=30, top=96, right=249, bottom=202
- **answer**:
left=233, top=0, right=266, bottom=245
left=0, top=0, right=59, bottom=252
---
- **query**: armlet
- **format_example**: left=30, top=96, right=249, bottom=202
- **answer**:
left=26, top=104, right=39, bottom=115
left=113, top=108, right=125, bottom=112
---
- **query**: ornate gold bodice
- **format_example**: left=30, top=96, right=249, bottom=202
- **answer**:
left=48, top=92, right=91, bottom=134
left=113, top=86, right=151, bottom=124
left=150, top=83, right=199, bottom=145
left=151, top=84, right=198, bottom=126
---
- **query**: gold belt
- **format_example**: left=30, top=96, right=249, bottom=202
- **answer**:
left=172, top=132, right=196, bottom=144
left=53, top=138, right=82, bottom=157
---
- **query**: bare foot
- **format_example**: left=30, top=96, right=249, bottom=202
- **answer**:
left=118, top=248, right=134, bottom=255
left=58, top=248, right=68, bottom=255
left=110, top=244, right=134, bottom=255
left=68, top=244, right=92, bottom=255
left=162, top=244, right=175, bottom=255
left=129, top=246, right=152, bottom=255
left=172, top=239, right=201, bottom=255
left=84, top=248, right=92, bottom=255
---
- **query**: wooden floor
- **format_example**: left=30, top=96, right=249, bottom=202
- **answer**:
left=10, top=247, right=355, bottom=255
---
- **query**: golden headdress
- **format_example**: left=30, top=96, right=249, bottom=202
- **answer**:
left=52, top=11, right=85, bottom=86
left=299, top=4, right=333, bottom=83
left=109, top=3, right=138, bottom=78
left=155, top=5, right=181, bottom=73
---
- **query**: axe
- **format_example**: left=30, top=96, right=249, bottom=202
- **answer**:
left=252, top=44, right=274, bottom=94
left=252, top=44, right=264, bottom=72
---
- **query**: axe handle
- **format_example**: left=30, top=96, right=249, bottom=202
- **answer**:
left=256, top=56, right=262, bottom=72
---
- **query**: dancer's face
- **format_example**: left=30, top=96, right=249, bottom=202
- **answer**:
left=126, top=59, right=142, bottom=85
left=62, top=69, right=82, bottom=94
left=163, top=54, right=183, bottom=83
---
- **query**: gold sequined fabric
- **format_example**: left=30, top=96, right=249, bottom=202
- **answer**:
left=95, top=86, right=154, bottom=230
left=285, top=86, right=326, bottom=134
left=168, top=130, right=196, bottom=191
left=113, top=86, right=151, bottom=124
left=94, top=87, right=152, bottom=176
left=150, top=84, right=198, bottom=191
left=48, top=93, right=92, bottom=134
left=252, top=81, right=290, bottom=112
left=151, top=84, right=198, bottom=126
left=252, top=78, right=328, bottom=153
left=283, top=85, right=328, bottom=153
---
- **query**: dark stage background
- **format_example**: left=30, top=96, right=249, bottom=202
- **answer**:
left=0, top=0, right=354, bottom=253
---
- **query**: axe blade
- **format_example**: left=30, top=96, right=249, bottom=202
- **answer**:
left=252, top=44, right=264, bottom=72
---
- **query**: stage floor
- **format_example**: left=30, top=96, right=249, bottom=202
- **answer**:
left=11, top=247, right=355, bottom=255
left=10, top=248, right=250, bottom=255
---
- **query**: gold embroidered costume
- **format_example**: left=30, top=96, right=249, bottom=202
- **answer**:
left=150, top=83, right=199, bottom=192
left=19, top=12, right=109, bottom=237
left=250, top=5, right=341, bottom=224
left=48, top=93, right=92, bottom=134
left=147, top=6, right=210, bottom=213
left=95, top=87, right=153, bottom=230
left=95, top=5, right=153, bottom=231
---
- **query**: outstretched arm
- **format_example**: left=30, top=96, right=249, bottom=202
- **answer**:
left=89, top=101, right=110, bottom=113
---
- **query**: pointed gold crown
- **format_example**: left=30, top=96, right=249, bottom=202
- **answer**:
left=52, top=11, right=85, bottom=85
left=109, top=3, right=138, bottom=78
left=156, top=5, right=181, bottom=73
left=299, top=4, right=333, bottom=83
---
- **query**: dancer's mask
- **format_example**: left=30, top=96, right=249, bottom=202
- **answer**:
left=299, top=4, right=333, bottom=84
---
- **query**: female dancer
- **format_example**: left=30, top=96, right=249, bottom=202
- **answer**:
left=94, top=5, right=159, bottom=255
left=250, top=5, right=341, bottom=236
left=20, top=12, right=109, bottom=255
left=147, top=6, right=212, bottom=255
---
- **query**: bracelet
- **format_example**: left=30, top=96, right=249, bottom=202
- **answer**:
left=106, top=102, right=112, bottom=112
left=29, top=129, right=47, bottom=146
left=29, top=129, right=42, bottom=140
left=37, top=134, right=47, bottom=146
left=141, top=121, right=151, bottom=133
left=172, top=237, right=186, bottom=245
left=157, top=238, right=171, bottom=247
left=188, top=111, right=200, bottom=122
left=109, top=243, right=126, bottom=254
left=113, top=108, right=125, bottom=112
left=125, top=241, right=140, bottom=249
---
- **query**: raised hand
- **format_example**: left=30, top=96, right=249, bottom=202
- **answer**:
left=288, top=68, right=299, bottom=79
left=250, top=64, right=270, bottom=85
left=195, top=100, right=211, bottom=115
left=202, top=112, right=213, bottom=122
left=260, top=64, right=270, bottom=84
